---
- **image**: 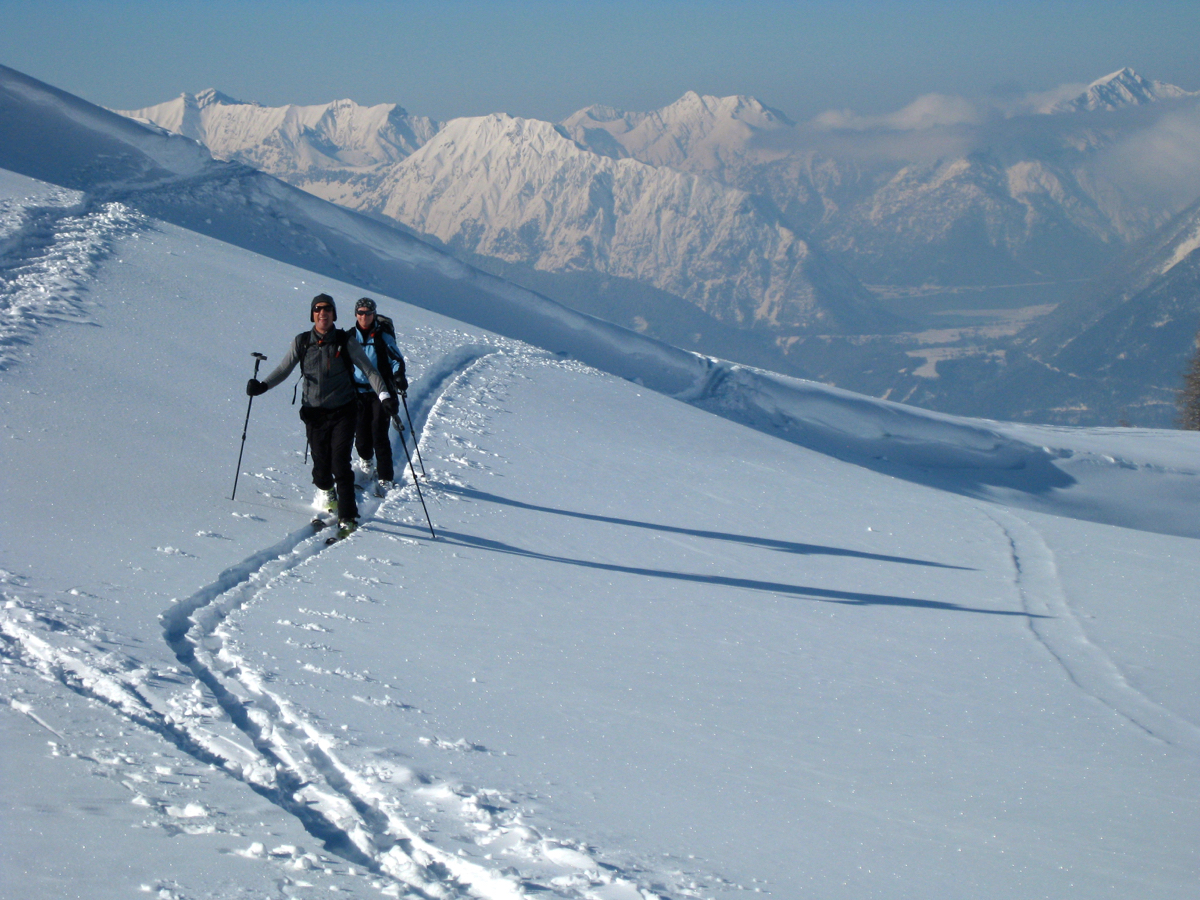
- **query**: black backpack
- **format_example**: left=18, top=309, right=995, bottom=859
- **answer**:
left=375, top=314, right=397, bottom=340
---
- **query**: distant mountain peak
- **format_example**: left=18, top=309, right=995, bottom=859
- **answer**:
left=559, top=90, right=794, bottom=173
left=647, top=91, right=794, bottom=128
left=1052, top=67, right=1194, bottom=113
left=191, top=88, right=251, bottom=109
left=565, top=91, right=792, bottom=131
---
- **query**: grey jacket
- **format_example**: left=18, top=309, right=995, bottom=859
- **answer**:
left=261, top=327, right=390, bottom=409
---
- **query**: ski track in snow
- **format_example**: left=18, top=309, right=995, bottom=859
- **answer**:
left=984, top=505, right=1200, bottom=754
left=2, top=340, right=702, bottom=899
left=0, top=188, right=146, bottom=367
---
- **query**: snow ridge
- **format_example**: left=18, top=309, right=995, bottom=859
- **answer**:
left=118, top=90, right=440, bottom=175
left=0, top=188, right=145, bottom=367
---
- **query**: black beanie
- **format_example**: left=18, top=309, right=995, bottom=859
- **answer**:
left=310, top=293, right=336, bottom=322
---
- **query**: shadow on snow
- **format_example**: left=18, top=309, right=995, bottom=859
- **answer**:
left=439, top=484, right=974, bottom=571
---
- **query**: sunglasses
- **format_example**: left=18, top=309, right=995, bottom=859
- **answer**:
left=313, top=304, right=334, bottom=313
left=356, top=309, right=375, bottom=316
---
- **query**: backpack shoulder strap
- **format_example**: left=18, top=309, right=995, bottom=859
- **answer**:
left=334, top=328, right=356, bottom=377
left=295, top=332, right=312, bottom=372
left=371, top=329, right=397, bottom=392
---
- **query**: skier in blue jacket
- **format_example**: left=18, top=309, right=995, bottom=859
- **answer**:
left=350, top=297, right=407, bottom=490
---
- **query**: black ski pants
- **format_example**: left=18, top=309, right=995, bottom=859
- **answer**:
left=303, top=401, right=359, bottom=521
left=355, top=390, right=395, bottom=482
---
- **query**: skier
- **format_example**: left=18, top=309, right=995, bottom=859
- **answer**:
left=351, top=297, right=407, bottom=492
left=246, top=293, right=397, bottom=539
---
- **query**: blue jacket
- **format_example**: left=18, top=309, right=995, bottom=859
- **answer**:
left=351, top=323, right=404, bottom=390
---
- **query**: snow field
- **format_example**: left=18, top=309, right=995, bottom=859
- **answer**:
left=218, top=347, right=1200, bottom=897
left=1, top=145, right=1198, bottom=898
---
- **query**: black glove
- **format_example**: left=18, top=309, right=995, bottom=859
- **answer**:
left=246, top=378, right=268, bottom=397
left=382, top=395, right=399, bottom=416
left=396, top=374, right=408, bottom=394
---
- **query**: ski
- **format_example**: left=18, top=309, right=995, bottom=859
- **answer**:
left=324, top=520, right=358, bottom=544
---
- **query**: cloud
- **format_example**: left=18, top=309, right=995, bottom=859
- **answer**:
left=812, top=93, right=985, bottom=132
left=751, top=78, right=1200, bottom=200
left=1091, top=103, right=1200, bottom=210
left=994, top=83, right=1089, bottom=116
left=809, top=81, right=1097, bottom=135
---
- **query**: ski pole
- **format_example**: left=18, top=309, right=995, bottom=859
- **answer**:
left=391, top=413, right=435, bottom=539
left=400, top=392, right=427, bottom=478
left=231, top=352, right=267, bottom=501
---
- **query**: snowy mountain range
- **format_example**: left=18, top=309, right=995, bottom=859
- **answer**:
left=4, top=62, right=1200, bottom=900
left=115, top=67, right=1200, bottom=425
left=128, top=87, right=439, bottom=176
left=122, top=90, right=892, bottom=336
left=559, top=91, right=794, bottom=178
left=998, top=194, right=1200, bottom=423
left=123, top=66, right=1198, bottom=289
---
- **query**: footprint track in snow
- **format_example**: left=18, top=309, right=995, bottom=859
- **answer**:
left=164, top=345, right=715, bottom=898
left=986, top=505, right=1200, bottom=754
left=4, top=341, right=719, bottom=899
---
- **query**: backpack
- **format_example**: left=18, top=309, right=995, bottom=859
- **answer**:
left=375, top=314, right=396, bottom=340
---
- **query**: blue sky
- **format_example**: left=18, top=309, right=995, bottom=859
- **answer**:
left=2, top=0, right=1197, bottom=121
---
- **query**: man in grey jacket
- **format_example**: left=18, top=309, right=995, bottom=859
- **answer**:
left=247, top=294, right=397, bottom=534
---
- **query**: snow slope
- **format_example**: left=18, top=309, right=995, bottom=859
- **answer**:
left=3, top=67, right=1200, bottom=900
